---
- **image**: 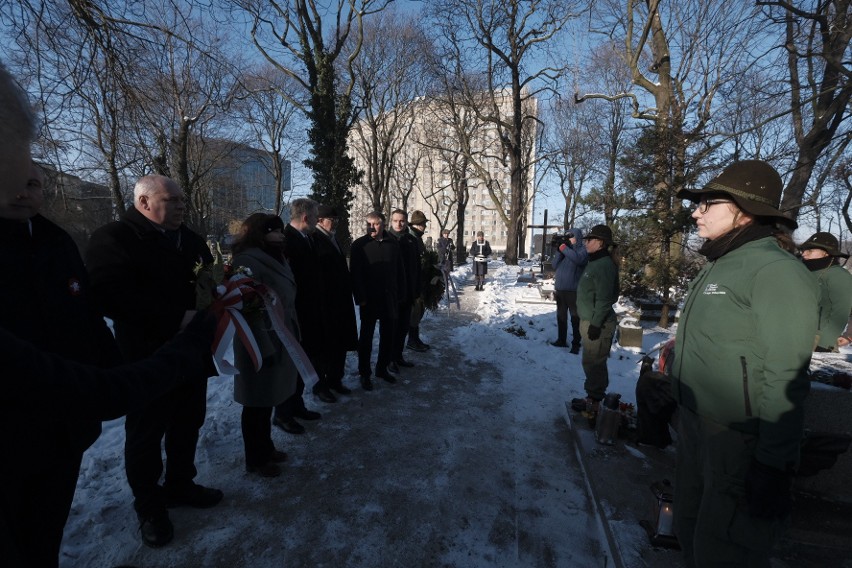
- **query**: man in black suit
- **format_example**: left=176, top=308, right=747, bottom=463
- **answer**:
left=313, top=204, right=358, bottom=394
left=272, top=198, right=325, bottom=434
left=350, top=211, right=406, bottom=390
left=86, top=175, right=222, bottom=548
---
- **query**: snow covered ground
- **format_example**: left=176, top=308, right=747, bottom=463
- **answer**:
left=59, top=259, right=851, bottom=567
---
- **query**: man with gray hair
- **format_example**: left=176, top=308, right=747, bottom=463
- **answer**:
left=272, top=197, right=326, bottom=434
left=0, top=63, right=36, bottom=221
left=86, top=174, right=221, bottom=548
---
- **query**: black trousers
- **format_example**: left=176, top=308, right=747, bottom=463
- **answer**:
left=275, top=374, right=307, bottom=420
left=125, top=378, right=208, bottom=517
left=324, top=343, right=349, bottom=388
left=241, top=406, right=275, bottom=468
left=392, top=301, right=413, bottom=361
left=1, top=451, right=83, bottom=567
left=555, top=290, right=581, bottom=348
left=358, top=305, right=395, bottom=376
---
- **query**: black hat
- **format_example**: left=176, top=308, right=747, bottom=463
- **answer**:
left=410, top=210, right=428, bottom=225
left=677, top=160, right=796, bottom=229
left=263, top=215, right=285, bottom=233
left=317, top=204, right=338, bottom=218
left=584, top=224, right=615, bottom=246
left=800, top=232, right=848, bottom=258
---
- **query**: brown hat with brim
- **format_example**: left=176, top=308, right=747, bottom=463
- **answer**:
left=800, top=232, right=849, bottom=258
left=677, top=160, right=797, bottom=229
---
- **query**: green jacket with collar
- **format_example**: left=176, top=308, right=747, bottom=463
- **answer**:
left=576, top=250, right=619, bottom=327
left=813, top=264, right=852, bottom=350
left=672, top=236, right=818, bottom=471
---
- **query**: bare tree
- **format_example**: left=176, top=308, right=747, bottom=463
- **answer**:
left=234, top=67, right=304, bottom=216
left=349, top=9, right=428, bottom=214
left=428, top=0, right=578, bottom=264
left=577, top=0, right=765, bottom=325
left=233, top=0, right=392, bottom=248
left=755, top=1, right=852, bottom=220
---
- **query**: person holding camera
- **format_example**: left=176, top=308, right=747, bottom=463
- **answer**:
left=550, top=228, right=588, bottom=353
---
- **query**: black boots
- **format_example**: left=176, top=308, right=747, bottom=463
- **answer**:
left=406, top=327, right=429, bottom=351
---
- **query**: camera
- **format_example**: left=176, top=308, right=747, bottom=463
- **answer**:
left=550, top=232, right=574, bottom=248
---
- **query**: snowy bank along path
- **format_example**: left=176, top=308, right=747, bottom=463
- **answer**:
left=61, top=260, right=664, bottom=568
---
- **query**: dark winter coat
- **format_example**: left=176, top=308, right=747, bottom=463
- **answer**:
left=552, top=227, right=588, bottom=291
left=231, top=247, right=299, bottom=407
left=437, top=236, right=455, bottom=271
left=0, top=215, right=120, bottom=459
left=282, top=224, right=325, bottom=354
left=313, top=227, right=357, bottom=351
left=576, top=249, right=619, bottom=327
left=672, top=236, right=818, bottom=471
left=85, top=207, right=214, bottom=363
left=389, top=228, right=422, bottom=303
left=350, top=230, right=406, bottom=319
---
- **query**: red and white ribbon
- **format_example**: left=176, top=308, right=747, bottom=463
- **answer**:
left=211, top=275, right=264, bottom=375
left=210, top=274, right=319, bottom=388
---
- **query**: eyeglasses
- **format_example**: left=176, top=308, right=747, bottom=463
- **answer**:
left=697, top=198, right=733, bottom=214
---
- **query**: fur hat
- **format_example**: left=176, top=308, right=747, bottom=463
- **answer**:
left=583, top=224, right=615, bottom=246
left=677, top=160, right=796, bottom=229
left=317, top=204, right=338, bottom=218
left=410, top=210, right=428, bottom=226
left=800, top=232, right=849, bottom=258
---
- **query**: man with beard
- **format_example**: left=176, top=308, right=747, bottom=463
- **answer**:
left=313, top=204, right=358, bottom=394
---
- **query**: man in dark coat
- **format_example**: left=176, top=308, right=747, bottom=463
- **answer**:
left=387, top=209, right=420, bottom=372
left=313, top=204, right=358, bottom=394
left=350, top=211, right=406, bottom=389
left=86, top=174, right=221, bottom=548
left=0, top=159, right=121, bottom=566
left=272, top=198, right=326, bottom=434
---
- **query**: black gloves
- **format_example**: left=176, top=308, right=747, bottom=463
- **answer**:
left=745, top=459, right=792, bottom=519
left=182, top=310, right=217, bottom=348
left=587, top=324, right=601, bottom=341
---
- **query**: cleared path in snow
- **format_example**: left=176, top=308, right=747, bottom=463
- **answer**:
left=61, top=271, right=607, bottom=567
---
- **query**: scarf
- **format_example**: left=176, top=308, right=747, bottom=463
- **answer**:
left=698, top=223, right=775, bottom=261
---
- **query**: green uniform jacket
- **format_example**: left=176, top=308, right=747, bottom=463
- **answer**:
left=576, top=252, right=619, bottom=327
left=813, top=264, right=852, bottom=350
left=672, top=237, right=818, bottom=471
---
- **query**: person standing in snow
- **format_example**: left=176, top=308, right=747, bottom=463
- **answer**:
left=573, top=225, right=619, bottom=417
left=388, top=209, right=420, bottom=371
left=351, top=211, right=406, bottom=389
left=470, top=231, right=492, bottom=291
left=798, top=232, right=852, bottom=352
left=549, top=228, right=588, bottom=353
left=437, top=228, right=456, bottom=274
left=405, top=210, right=431, bottom=351
left=230, top=214, right=299, bottom=478
left=312, top=204, right=358, bottom=396
left=672, top=160, right=818, bottom=567
left=0, top=61, right=215, bottom=567
left=271, top=198, right=325, bottom=434
left=86, top=175, right=222, bottom=548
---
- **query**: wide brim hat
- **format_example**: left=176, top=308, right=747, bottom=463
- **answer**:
left=800, top=232, right=849, bottom=258
left=317, top=204, right=338, bottom=218
left=676, top=160, right=797, bottom=229
left=410, top=210, right=428, bottom=225
left=584, top=224, right=616, bottom=246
